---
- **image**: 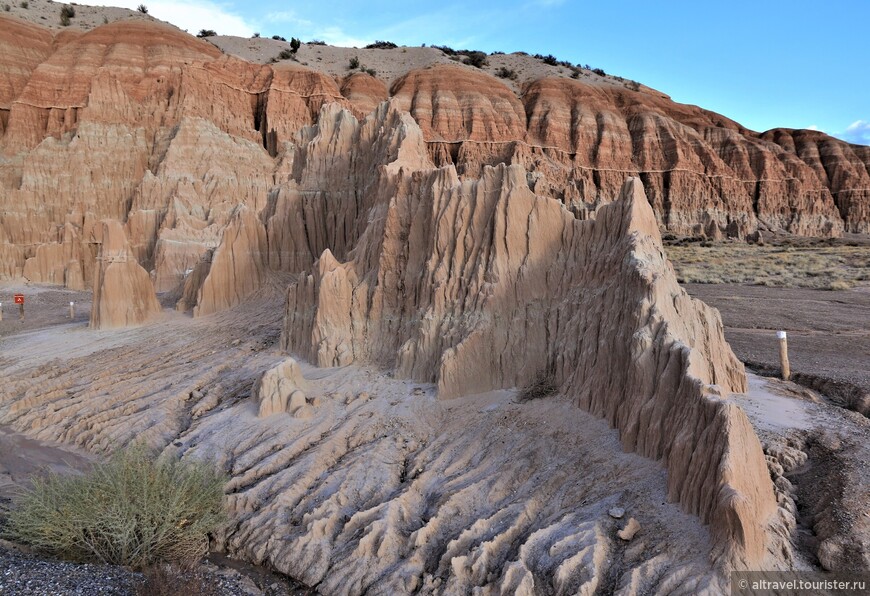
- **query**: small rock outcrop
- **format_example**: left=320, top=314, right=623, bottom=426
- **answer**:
left=252, top=357, right=307, bottom=417
left=89, top=220, right=160, bottom=329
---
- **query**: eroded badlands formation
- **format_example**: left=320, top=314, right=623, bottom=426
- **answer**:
left=0, top=13, right=864, bottom=593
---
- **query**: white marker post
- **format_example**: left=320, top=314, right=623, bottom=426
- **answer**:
left=69, top=301, right=75, bottom=320
left=777, top=331, right=790, bottom=381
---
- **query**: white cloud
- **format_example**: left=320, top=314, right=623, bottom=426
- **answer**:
left=836, top=120, right=870, bottom=146
left=266, top=10, right=312, bottom=28
left=315, top=27, right=368, bottom=48
left=806, top=124, right=822, bottom=131
left=77, top=1, right=257, bottom=37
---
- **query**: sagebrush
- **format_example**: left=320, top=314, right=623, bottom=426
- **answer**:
left=3, top=445, right=226, bottom=569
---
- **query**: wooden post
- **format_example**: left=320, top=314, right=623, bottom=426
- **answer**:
left=19, top=302, right=24, bottom=321
left=0, top=302, right=3, bottom=321
left=778, top=331, right=790, bottom=381
left=69, top=301, right=75, bottom=319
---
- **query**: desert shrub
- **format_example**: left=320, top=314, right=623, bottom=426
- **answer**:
left=60, top=13, right=70, bottom=26
left=197, top=29, right=217, bottom=38
left=518, top=372, right=558, bottom=402
left=495, top=66, right=517, bottom=80
left=365, top=40, right=397, bottom=49
left=277, top=49, right=294, bottom=60
left=364, top=67, right=377, bottom=76
left=60, top=4, right=75, bottom=18
left=3, top=445, right=226, bottom=569
left=307, top=39, right=326, bottom=45
left=20, top=1, right=28, bottom=8
left=829, top=280, right=852, bottom=291
left=592, top=67, right=606, bottom=76
left=571, top=70, right=580, bottom=79
left=3, top=4, right=10, bottom=12
left=137, top=4, right=148, bottom=13
left=135, top=564, right=221, bottom=596
left=542, top=55, right=557, bottom=66
left=290, top=37, right=301, bottom=52
left=626, top=80, right=641, bottom=91
left=102, top=15, right=108, bottom=24
left=462, top=51, right=488, bottom=68
left=252, top=32, right=260, bottom=38
left=433, top=44, right=455, bottom=55
left=349, top=56, right=359, bottom=69
left=271, top=35, right=286, bottom=41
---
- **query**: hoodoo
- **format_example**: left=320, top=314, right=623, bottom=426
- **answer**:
left=0, top=10, right=866, bottom=593
left=90, top=220, right=160, bottom=329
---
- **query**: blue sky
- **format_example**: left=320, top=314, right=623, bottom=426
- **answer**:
left=82, top=0, right=869, bottom=145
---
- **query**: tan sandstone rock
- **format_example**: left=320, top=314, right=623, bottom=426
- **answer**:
left=89, top=220, right=160, bottom=329
left=253, top=357, right=307, bottom=417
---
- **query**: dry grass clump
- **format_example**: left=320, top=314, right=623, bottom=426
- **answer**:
left=2, top=445, right=226, bottom=569
left=666, top=242, right=870, bottom=290
left=518, top=372, right=558, bottom=402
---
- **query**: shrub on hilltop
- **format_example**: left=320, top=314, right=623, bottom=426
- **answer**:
left=462, top=51, right=488, bottom=68
left=365, top=40, right=398, bottom=49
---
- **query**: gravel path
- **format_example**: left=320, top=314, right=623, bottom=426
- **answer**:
left=685, top=283, right=870, bottom=415
left=0, top=546, right=137, bottom=596
left=0, top=543, right=313, bottom=595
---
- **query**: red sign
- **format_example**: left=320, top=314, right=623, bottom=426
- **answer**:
left=13, top=294, right=24, bottom=304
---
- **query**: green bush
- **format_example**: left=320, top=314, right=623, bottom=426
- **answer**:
left=462, top=51, right=488, bottom=68
left=365, top=40, right=397, bottom=49
left=2, top=445, right=226, bottom=569
left=60, top=13, right=70, bottom=26
left=277, top=49, right=294, bottom=60
left=197, top=29, right=217, bottom=38
left=60, top=4, right=75, bottom=18
left=349, top=56, right=359, bottom=69
left=290, top=37, right=301, bottom=52
left=3, top=4, right=10, bottom=12
left=271, top=35, right=286, bottom=41
left=495, top=66, right=517, bottom=80
left=20, top=1, right=28, bottom=8
left=137, top=3, right=148, bottom=13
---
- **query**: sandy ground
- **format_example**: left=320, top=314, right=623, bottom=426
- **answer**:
left=207, top=36, right=646, bottom=93
left=2, top=1, right=653, bottom=95
left=736, top=374, right=869, bottom=571
left=0, top=278, right=867, bottom=587
left=0, top=0, right=156, bottom=31
left=0, top=424, right=93, bottom=500
left=685, top=283, right=870, bottom=415
left=0, top=284, right=91, bottom=338
left=0, top=282, right=729, bottom=593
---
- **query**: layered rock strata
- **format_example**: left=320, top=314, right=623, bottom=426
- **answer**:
left=1, top=17, right=869, bottom=298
